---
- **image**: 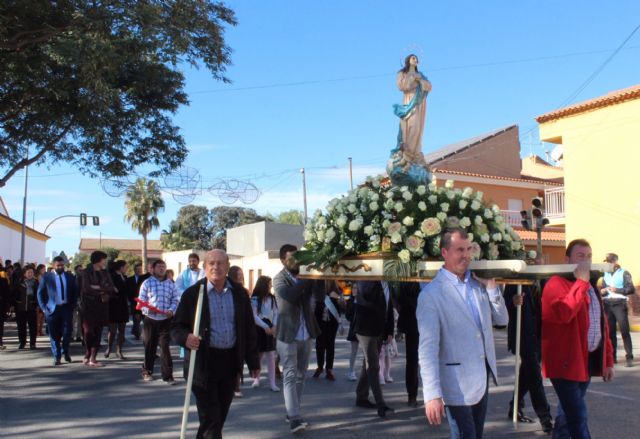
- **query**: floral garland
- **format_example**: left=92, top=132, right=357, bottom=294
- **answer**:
left=296, top=175, right=535, bottom=270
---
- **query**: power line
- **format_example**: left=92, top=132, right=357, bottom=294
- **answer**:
left=189, top=45, right=640, bottom=95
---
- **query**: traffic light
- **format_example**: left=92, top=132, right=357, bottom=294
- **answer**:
left=80, top=213, right=87, bottom=226
left=531, top=197, right=550, bottom=231
left=520, top=209, right=532, bottom=230
left=92, top=216, right=100, bottom=226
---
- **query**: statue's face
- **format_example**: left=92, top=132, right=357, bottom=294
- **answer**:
left=409, top=55, right=418, bottom=67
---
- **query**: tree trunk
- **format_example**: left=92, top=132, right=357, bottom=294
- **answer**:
left=142, top=232, right=148, bottom=273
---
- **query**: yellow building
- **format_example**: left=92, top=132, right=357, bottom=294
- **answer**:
left=536, top=85, right=640, bottom=325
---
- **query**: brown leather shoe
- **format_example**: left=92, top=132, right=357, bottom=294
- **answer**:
left=325, top=369, right=336, bottom=381
left=312, top=367, right=323, bottom=378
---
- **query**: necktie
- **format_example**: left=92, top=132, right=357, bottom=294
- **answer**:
left=59, top=273, right=65, bottom=303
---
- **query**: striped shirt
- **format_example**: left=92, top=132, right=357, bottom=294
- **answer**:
left=139, top=276, right=179, bottom=321
left=587, top=286, right=602, bottom=352
left=208, top=280, right=236, bottom=348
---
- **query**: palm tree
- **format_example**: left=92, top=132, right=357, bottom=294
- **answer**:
left=124, top=178, right=164, bottom=270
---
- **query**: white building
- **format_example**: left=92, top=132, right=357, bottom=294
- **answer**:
left=161, top=221, right=304, bottom=291
left=0, top=196, right=49, bottom=264
left=227, top=221, right=304, bottom=291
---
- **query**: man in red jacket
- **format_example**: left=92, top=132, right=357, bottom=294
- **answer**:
left=542, top=239, right=614, bottom=438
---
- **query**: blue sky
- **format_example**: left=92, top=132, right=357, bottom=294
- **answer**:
left=2, top=0, right=639, bottom=258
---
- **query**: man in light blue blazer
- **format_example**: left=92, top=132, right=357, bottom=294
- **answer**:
left=417, top=228, right=508, bottom=439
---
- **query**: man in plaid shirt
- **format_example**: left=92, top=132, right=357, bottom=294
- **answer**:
left=139, top=259, right=179, bottom=384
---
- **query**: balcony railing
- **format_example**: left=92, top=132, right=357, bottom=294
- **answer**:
left=544, top=187, right=565, bottom=219
left=501, top=210, right=525, bottom=228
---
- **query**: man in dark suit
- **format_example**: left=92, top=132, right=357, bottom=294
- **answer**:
left=127, top=262, right=145, bottom=339
left=37, top=256, right=78, bottom=365
left=172, top=249, right=259, bottom=439
left=394, top=281, right=421, bottom=407
left=354, top=281, right=395, bottom=418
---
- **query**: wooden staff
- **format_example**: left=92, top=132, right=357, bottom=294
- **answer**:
left=512, top=284, right=523, bottom=428
left=180, top=284, right=205, bottom=439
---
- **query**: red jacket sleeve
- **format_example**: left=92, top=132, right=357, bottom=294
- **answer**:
left=542, top=276, right=590, bottom=325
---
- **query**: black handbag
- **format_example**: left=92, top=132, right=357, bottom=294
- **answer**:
left=261, top=317, right=273, bottom=328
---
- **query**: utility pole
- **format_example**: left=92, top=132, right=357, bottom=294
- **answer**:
left=348, top=157, right=354, bottom=190
left=19, top=147, right=29, bottom=265
left=300, top=168, right=308, bottom=225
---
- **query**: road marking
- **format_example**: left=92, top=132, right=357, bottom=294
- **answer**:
left=588, top=389, right=634, bottom=401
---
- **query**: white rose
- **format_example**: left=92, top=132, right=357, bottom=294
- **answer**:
left=527, top=250, right=536, bottom=259
left=462, top=187, right=474, bottom=198
left=371, top=193, right=379, bottom=201
left=364, top=225, right=374, bottom=236
left=384, top=199, right=395, bottom=210
left=440, top=202, right=450, bottom=212
left=347, top=204, right=357, bottom=213
left=459, top=199, right=468, bottom=210
left=474, top=215, right=483, bottom=225
left=382, top=219, right=391, bottom=229
left=372, top=179, right=381, bottom=189
left=316, top=230, right=325, bottom=241
left=369, top=201, right=379, bottom=211
left=416, top=185, right=427, bottom=195
left=475, top=191, right=484, bottom=200
left=336, top=215, right=348, bottom=228
left=428, top=195, right=438, bottom=204
left=460, top=217, right=471, bottom=228
left=398, top=249, right=411, bottom=263
left=370, top=235, right=381, bottom=246
left=348, top=220, right=361, bottom=231
left=394, top=202, right=404, bottom=212
left=325, top=228, right=336, bottom=242
left=512, top=241, right=522, bottom=250
left=391, top=232, right=403, bottom=244
left=303, top=229, right=314, bottom=241
left=492, top=233, right=502, bottom=242
left=418, top=201, right=427, bottom=211
left=388, top=222, right=402, bottom=234
left=428, top=183, right=437, bottom=192
left=345, top=240, right=354, bottom=250
left=400, top=186, right=408, bottom=192
left=445, top=180, right=454, bottom=189
left=484, top=209, right=493, bottom=219
left=402, top=191, right=413, bottom=201
left=402, top=216, right=414, bottom=226
left=468, top=232, right=474, bottom=242
left=487, top=243, right=499, bottom=260
left=480, top=233, right=490, bottom=243
left=446, top=190, right=455, bottom=200
left=317, top=216, right=327, bottom=225
left=492, top=204, right=500, bottom=214
left=436, top=212, right=447, bottom=222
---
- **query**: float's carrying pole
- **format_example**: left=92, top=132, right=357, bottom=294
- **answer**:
left=180, top=284, right=205, bottom=439
left=512, top=283, right=523, bottom=428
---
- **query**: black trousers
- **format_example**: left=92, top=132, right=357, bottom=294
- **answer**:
left=192, top=348, right=238, bottom=439
left=605, top=300, right=633, bottom=360
left=404, top=331, right=420, bottom=400
left=142, top=317, right=173, bottom=379
left=316, top=318, right=339, bottom=370
left=355, top=334, right=386, bottom=408
left=16, top=309, right=37, bottom=347
left=510, top=352, right=551, bottom=422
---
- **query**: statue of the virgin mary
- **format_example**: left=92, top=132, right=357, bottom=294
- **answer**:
left=387, top=54, right=433, bottom=186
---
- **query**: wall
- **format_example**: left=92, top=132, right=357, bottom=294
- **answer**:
left=162, top=249, right=207, bottom=277
left=0, top=224, right=47, bottom=264
left=229, top=251, right=283, bottom=292
left=539, top=97, right=640, bottom=325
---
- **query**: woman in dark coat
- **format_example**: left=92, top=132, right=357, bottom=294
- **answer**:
left=313, top=280, right=345, bottom=381
left=106, top=260, right=130, bottom=359
left=79, top=251, right=114, bottom=367
left=13, top=264, right=39, bottom=349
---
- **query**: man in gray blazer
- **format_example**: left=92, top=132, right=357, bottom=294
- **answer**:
left=273, top=244, right=323, bottom=434
left=417, top=228, right=508, bottom=439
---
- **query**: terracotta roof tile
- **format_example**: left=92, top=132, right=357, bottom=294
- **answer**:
left=433, top=168, right=563, bottom=186
left=516, top=230, right=565, bottom=242
left=536, top=84, right=640, bottom=123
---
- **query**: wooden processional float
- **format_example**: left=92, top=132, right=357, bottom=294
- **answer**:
left=299, top=256, right=613, bottom=429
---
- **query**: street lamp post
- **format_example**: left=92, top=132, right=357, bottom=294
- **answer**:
left=300, top=168, right=308, bottom=225
left=19, top=147, right=29, bottom=265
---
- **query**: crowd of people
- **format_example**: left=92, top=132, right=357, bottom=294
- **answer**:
left=0, top=232, right=636, bottom=439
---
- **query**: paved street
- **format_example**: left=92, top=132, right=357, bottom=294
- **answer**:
left=1, top=320, right=639, bottom=439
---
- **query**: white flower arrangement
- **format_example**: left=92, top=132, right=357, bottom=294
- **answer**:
left=295, top=174, right=528, bottom=268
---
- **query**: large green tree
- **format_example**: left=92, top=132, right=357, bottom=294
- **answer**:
left=211, top=206, right=265, bottom=250
left=0, top=1, right=236, bottom=188
left=161, top=205, right=212, bottom=251
left=124, top=178, right=164, bottom=269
